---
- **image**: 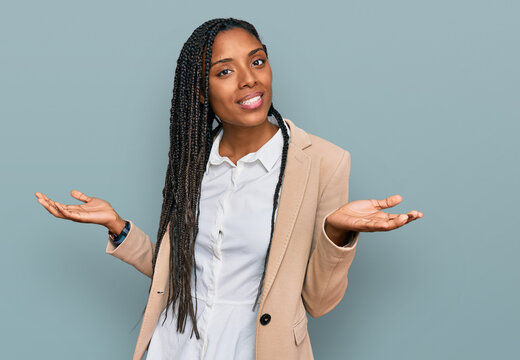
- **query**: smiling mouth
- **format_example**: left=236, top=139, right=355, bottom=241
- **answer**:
left=239, top=95, right=262, bottom=105
left=237, top=93, right=264, bottom=110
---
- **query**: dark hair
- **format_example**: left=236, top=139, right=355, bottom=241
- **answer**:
left=150, top=17, right=289, bottom=339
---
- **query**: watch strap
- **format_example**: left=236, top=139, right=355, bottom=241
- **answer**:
left=108, top=220, right=130, bottom=245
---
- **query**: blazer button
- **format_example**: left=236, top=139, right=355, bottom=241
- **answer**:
left=260, top=313, right=271, bottom=325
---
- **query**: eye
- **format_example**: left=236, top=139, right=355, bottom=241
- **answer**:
left=252, top=58, right=266, bottom=66
left=217, top=69, right=232, bottom=77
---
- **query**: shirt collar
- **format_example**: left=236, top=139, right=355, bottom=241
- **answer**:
left=205, top=115, right=290, bottom=174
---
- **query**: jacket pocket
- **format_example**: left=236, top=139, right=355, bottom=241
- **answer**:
left=293, top=300, right=308, bottom=346
left=293, top=314, right=308, bottom=346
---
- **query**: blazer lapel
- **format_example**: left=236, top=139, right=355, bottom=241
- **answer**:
left=259, top=119, right=312, bottom=304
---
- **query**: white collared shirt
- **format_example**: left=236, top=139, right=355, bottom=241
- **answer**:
left=146, top=115, right=290, bottom=360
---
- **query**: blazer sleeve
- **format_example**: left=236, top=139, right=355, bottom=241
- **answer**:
left=302, top=150, right=360, bottom=318
left=105, top=219, right=156, bottom=278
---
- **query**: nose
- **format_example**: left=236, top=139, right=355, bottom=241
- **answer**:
left=238, top=67, right=257, bottom=88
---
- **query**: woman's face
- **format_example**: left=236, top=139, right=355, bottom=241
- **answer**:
left=207, top=27, right=272, bottom=128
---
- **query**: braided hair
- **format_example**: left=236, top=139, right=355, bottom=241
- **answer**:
left=151, top=18, right=290, bottom=340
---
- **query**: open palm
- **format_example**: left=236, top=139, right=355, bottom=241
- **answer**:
left=35, top=190, right=119, bottom=227
left=326, top=194, right=423, bottom=233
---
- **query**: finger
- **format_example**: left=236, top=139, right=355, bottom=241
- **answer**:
left=371, top=212, right=403, bottom=222
left=406, top=210, right=424, bottom=222
left=55, top=202, right=86, bottom=222
left=39, top=193, right=57, bottom=208
left=70, top=190, right=92, bottom=203
left=382, top=213, right=402, bottom=220
left=37, top=197, right=65, bottom=219
left=371, top=194, right=402, bottom=210
left=41, top=193, right=62, bottom=212
left=407, top=210, right=420, bottom=217
left=35, top=192, right=51, bottom=203
left=56, top=203, right=84, bottom=211
left=53, top=202, right=70, bottom=218
left=54, top=202, right=70, bottom=218
left=358, top=213, right=404, bottom=222
left=40, top=192, right=54, bottom=203
left=387, top=213, right=414, bottom=225
left=364, top=214, right=408, bottom=232
left=394, top=214, right=409, bottom=227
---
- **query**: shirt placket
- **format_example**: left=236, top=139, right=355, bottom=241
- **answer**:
left=200, top=162, right=242, bottom=360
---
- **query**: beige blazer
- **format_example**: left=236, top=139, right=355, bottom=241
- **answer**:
left=105, top=118, right=360, bottom=359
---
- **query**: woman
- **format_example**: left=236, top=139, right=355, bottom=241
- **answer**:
left=35, top=18, right=422, bottom=360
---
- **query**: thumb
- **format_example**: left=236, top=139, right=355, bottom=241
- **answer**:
left=375, top=194, right=403, bottom=210
left=70, top=190, right=92, bottom=203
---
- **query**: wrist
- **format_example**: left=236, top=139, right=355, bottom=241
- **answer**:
left=106, top=216, right=126, bottom=235
left=324, top=216, right=357, bottom=247
left=324, top=220, right=348, bottom=246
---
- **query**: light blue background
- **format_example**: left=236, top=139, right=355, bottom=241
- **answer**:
left=1, top=0, right=518, bottom=359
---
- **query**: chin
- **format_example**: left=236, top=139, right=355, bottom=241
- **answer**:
left=241, top=111, right=270, bottom=127
left=219, top=108, right=268, bottom=127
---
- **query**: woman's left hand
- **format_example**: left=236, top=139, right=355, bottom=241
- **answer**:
left=325, top=194, right=423, bottom=236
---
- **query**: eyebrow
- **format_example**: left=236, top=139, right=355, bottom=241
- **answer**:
left=210, top=47, right=265, bottom=68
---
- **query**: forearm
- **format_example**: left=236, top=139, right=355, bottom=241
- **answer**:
left=105, top=220, right=156, bottom=278
left=302, top=219, right=359, bottom=317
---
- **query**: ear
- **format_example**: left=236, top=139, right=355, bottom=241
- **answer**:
left=199, top=92, right=204, bottom=104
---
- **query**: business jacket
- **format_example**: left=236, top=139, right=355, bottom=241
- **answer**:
left=105, top=118, right=361, bottom=360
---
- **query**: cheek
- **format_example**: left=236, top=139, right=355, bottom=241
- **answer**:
left=263, top=64, right=273, bottom=85
left=208, top=80, right=235, bottom=113
left=209, top=81, right=234, bottom=118
left=208, top=81, right=222, bottom=107
left=261, top=70, right=273, bottom=100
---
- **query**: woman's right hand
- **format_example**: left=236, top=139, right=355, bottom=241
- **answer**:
left=35, top=190, right=126, bottom=234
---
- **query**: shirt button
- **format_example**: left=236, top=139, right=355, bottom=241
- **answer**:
left=260, top=313, right=271, bottom=325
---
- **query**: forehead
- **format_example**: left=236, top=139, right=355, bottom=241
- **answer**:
left=211, top=27, right=262, bottom=59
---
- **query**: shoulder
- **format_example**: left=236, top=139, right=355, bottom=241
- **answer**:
left=285, top=118, right=351, bottom=178
left=307, top=133, right=350, bottom=162
left=307, top=133, right=351, bottom=189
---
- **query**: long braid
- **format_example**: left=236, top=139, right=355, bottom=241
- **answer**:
left=252, top=104, right=290, bottom=311
left=148, top=18, right=285, bottom=340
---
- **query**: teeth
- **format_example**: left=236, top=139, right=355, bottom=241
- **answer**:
left=240, top=95, right=261, bottom=105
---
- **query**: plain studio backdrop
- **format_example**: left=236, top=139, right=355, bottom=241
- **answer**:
left=1, top=0, right=518, bottom=359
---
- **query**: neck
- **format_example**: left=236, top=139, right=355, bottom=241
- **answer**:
left=219, top=117, right=280, bottom=165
